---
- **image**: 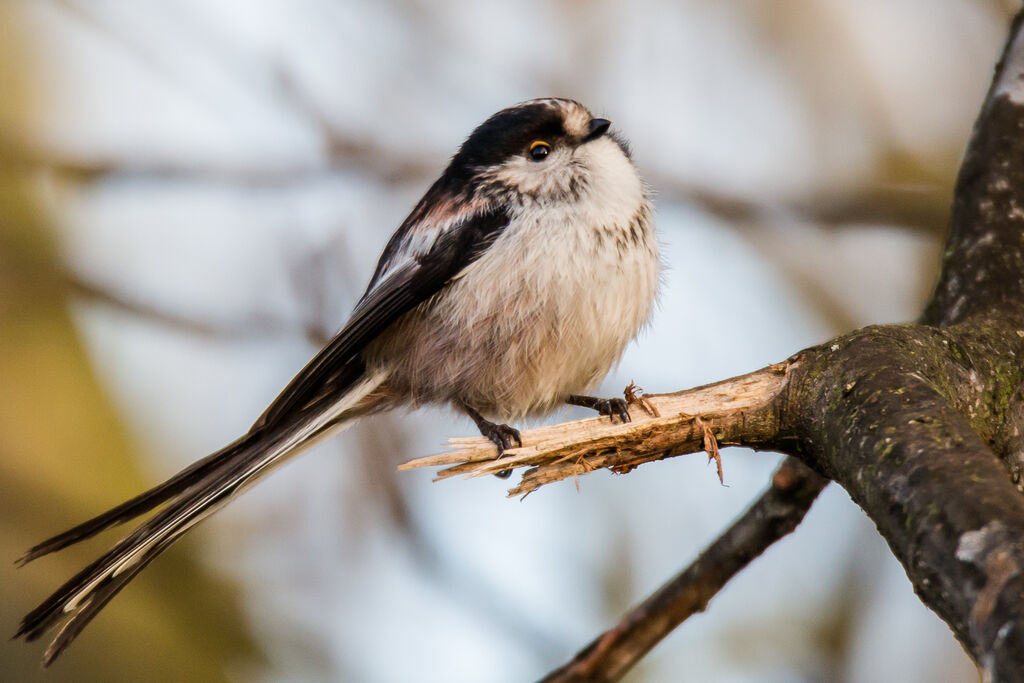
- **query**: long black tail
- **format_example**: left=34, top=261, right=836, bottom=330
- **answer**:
left=16, top=432, right=261, bottom=567
left=14, top=369, right=385, bottom=666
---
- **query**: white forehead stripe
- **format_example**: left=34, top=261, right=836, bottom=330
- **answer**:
left=561, top=105, right=593, bottom=138
left=514, top=98, right=594, bottom=137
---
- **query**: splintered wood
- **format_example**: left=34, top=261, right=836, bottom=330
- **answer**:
left=399, top=361, right=794, bottom=497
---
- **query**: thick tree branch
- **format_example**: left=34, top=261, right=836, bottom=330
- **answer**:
left=783, top=326, right=1024, bottom=679
left=923, top=10, right=1024, bottom=328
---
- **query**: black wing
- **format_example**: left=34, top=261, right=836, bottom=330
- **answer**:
left=252, top=204, right=510, bottom=430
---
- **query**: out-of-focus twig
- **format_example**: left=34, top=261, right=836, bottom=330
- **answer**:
left=66, top=273, right=320, bottom=342
left=665, top=180, right=951, bottom=233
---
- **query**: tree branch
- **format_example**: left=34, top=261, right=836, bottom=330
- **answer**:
left=783, top=326, right=1024, bottom=678
left=400, top=362, right=792, bottom=496
left=538, top=458, right=827, bottom=683
left=923, top=10, right=1024, bottom=328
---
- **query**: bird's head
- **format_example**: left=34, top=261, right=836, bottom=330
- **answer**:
left=447, top=98, right=636, bottom=204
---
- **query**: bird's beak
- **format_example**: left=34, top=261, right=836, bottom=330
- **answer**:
left=584, top=118, right=611, bottom=142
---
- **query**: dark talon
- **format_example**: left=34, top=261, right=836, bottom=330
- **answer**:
left=567, top=394, right=632, bottom=424
left=479, top=422, right=521, bottom=478
left=459, top=402, right=522, bottom=478
left=606, top=397, right=631, bottom=424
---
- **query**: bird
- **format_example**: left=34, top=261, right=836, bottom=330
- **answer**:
left=15, top=97, right=661, bottom=665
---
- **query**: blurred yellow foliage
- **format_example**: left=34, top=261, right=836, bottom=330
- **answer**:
left=0, top=24, right=254, bottom=683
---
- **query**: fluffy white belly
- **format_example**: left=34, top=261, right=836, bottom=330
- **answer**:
left=375, top=199, right=659, bottom=421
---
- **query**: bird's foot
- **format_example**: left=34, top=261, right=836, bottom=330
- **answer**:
left=567, top=394, right=631, bottom=423
left=477, top=421, right=522, bottom=479
left=460, top=403, right=522, bottom=479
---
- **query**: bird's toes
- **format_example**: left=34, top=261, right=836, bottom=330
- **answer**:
left=482, top=423, right=522, bottom=478
left=598, top=397, right=631, bottom=424
left=507, top=425, right=523, bottom=448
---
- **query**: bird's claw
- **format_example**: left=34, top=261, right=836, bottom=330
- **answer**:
left=480, top=422, right=522, bottom=479
left=597, top=397, right=631, bottom=424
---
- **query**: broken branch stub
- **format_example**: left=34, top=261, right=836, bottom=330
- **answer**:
left=400, top=361, right=794, bottom=496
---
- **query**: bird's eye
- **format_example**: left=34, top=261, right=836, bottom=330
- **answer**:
left=529, top=140, right=551, bottom=161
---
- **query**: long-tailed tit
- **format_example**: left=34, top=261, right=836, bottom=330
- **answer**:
left=16, top=98, right=660, bottom=664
